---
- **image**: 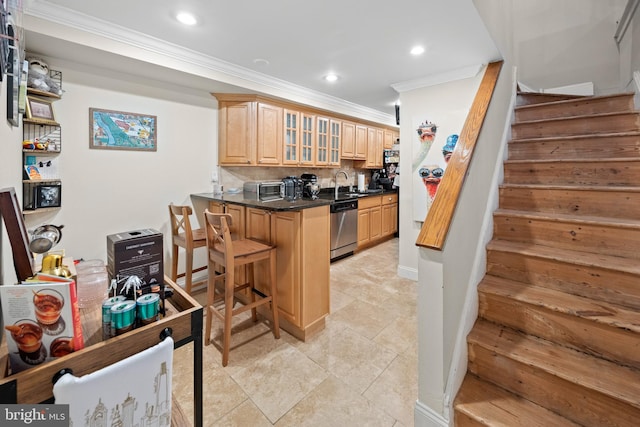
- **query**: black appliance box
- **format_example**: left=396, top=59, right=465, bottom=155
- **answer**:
left=107, top=229, right=164, bottom=293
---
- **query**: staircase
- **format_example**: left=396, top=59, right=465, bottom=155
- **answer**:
left=453, top=92, right=640, bottom=426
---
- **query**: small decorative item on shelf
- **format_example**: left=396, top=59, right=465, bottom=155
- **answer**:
left=26, top=57, right=62, bottom=97
left=26, top=96, right=56, bottom=122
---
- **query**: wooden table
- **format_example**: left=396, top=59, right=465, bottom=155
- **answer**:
left=0, top=276, right=203, bottom=427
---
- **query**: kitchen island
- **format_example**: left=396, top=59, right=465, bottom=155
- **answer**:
left=191, top=192, right=331, bottom=341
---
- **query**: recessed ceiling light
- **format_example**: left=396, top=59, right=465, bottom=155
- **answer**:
left=176, top=11, right=197, bottom=26
left=324, top=73, right=339, bottom=82
left=410, top=46, right=425, bottom=56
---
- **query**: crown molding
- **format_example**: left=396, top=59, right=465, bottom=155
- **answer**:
left=391, top=64, right=484, bottom=93
left=24, top=0, right=395, bottom=125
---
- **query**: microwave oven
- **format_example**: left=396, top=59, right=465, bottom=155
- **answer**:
left=243, top=181, right=284, bottom=201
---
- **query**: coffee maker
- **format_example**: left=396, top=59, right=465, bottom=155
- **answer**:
left=300, top=173, right=320, bottom=199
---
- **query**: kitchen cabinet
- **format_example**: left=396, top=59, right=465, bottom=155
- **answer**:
left=215, top=93, right=396, bottom=168
left=211, top=202, right=330, bottom=341
left=218, top=100, right=256, bottom=165
left=381, top=193, right=399, bottom=237
left=384, top=129, right=397, bottom=149
left=329, top=119, right=341, bottom=166
left=358, top=193, right=398, bottom=249
left=257, top=102, right=283, bottom=165
left=315, top=116, right=329, bottom=166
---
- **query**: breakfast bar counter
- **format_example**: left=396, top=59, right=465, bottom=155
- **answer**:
left=190, top=192, right=331, bottom=342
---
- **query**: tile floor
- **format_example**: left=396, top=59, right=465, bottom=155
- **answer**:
left=172, top=238, right=418, bottom=426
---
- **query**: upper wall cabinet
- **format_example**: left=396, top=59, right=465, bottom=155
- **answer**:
left=214, top=93, right=397, bottom=167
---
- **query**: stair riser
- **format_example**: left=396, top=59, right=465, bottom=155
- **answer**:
left=478, top=292, right=640, bottom=369
left=515, top=95, right=635, bottom=122
left=486, top=250, right=640, bottom=310
left=499, top=187, right=640, bottom=220
left=493, top=215, right=640, bottom=259
left=517, top=93, right=583, bottom=106
left=468, top=344, right=640, bottom=427
left=503, top=160, right=640, bottom=186
left=453, top=412, right=484, bottom=427
left=512, top=113, right=640, bottom=139
left=508, top=134, right=640, bottom=160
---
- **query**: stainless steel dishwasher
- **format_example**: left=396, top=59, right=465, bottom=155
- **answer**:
left=330, top=199, right=358, bottom=261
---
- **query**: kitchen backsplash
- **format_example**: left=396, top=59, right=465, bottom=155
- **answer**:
left=220, top=165, right=369, bottom=192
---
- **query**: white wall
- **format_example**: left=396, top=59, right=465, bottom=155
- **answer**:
left=1, top=60, right=217, bottom=285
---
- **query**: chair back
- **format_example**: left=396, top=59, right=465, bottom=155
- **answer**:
left=203, top=210, right=234, bottom=268
left=169, top=204, right=195, bottom=244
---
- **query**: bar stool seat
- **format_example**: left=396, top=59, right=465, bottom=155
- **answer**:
left=169, top=204, right=207, bottom=294
left=203, top=209, right=280, bottom=366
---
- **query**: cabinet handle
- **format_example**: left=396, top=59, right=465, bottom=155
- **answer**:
left=246, top=160, right=251, bottom=164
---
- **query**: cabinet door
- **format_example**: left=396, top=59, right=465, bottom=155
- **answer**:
left=381, top=204, right=394, bottom=236
left=219, top=101, right=255, bottom=165
left=355, top=124, right=367, bottom=159
left=271, top=211, right=301, bottom=326
left=369, top=206, right=382, bottom=241
left=315, top=116, right=329, bottom=166
left=341, top=121, right=355, bottom=159
left=329, top=119, right=341, bottom=166
left=383, top=129, right=395, bottom=149
left=283, top=109, right=299, bottom=165
left=300, top=112, right=315, bottom=165
left=365, top=127, right=378, bottom=168
left=390, top=203, right=398, bottom=234
left=246, top=208, right=272, bottom=296
left=357, top=209, right=370, bottom=246
left=257, top=102, right=283, bottom=165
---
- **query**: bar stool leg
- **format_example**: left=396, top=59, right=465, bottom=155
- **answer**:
left=185, top=248, right=194, bottom=294
left=222, top=266, right=235, bottom=367
left=171, top=244, right=179, bottom=282
left=269, top=248, right=280, bottom=339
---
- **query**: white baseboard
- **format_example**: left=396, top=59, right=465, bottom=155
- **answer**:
left=415, top=400, right=449, bottom=427
left=397, top=264, right=418, bottom=281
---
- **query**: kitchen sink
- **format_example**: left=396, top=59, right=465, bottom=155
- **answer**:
left=344, top=193, right=367, bottom=198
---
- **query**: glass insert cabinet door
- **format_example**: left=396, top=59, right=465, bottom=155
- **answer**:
left=316, top=117, right=329, bottom=165
left=284, top=109, right=299, bottom=164
left=300, top=113, right=314, bottom=165
left=329, top=120, right=341, bottom=165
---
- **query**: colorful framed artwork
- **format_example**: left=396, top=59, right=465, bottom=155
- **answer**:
left=89, top=108, right=157, bottom=151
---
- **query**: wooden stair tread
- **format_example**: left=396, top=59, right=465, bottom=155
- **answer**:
left=494, top=208, right=640, bottom=228
left=455, top=374, right=580, bottom=427
left=504, top=156, right=640, bottom=164
left=515, top=92, right=635, bottom=111
left=500, top=183, right=640, bottom=192
left=512, top=110, right=640, bottom=125
left=468, top=319, right=640, bottom=407
left=479, top=275, right=640, bottom=334
left=509, top=130, right=640, bottom=144
left=486, top=239, right=640, bottom=276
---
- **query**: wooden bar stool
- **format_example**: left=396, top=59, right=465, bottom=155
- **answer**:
left=169, top=204, right=207, bottom=294
left=203, top=209, right=280, bottom=367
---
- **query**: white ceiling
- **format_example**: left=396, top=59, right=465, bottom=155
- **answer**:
left=22, top=0, right=501, bottom=120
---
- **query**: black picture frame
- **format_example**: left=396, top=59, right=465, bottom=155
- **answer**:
left=5, top=20, right=18, bottom=126
left=34, top=183, right=62, bottom=209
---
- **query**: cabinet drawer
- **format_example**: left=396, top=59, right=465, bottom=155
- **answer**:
left=358, top=195, right=381, bottom=210
left=381, top=193, right=398, bottom=205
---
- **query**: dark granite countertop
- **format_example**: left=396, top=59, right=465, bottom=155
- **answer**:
left=191, top=188, right=398, bottom=212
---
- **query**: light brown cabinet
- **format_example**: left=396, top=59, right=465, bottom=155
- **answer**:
left=384, top=129, right=397, bottom=149
left=257, top=102, right=283, bottom=165
left=329, top=119, right=341, bottom=166
left=364, top=127, right=383, bottom=168
left=358, top=193, right=398, bottom=248
left=215, top=203, right=330, bottom=340
left=218, top=100, right=255, bottom=165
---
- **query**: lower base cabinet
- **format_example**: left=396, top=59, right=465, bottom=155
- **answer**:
left=211, top=202, right=330, bottom=340
left=357, top=193, right=398, bottom=249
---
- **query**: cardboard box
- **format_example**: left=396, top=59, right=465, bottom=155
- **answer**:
left=0, top=274, right=84, bottom=374
left=107, top=229, right=164, bottom=295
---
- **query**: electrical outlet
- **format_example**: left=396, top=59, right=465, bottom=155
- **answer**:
left=211, top=169, right=219, bottom=182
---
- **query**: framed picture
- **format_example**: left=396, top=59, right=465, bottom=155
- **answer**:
left=34, top=183, right=62, bottom=209
left=26, top=96, right=56, bottom=122
left=89, top=108, right=157, bottom=151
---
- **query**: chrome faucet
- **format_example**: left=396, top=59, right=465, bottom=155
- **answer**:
left=335, top=170, right=350, bottom=199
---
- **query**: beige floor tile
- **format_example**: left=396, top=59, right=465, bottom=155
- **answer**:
left=295, top=326, right=397, bottom=393
left=210, top=399, right=273, bottom=427
left=275, top=375, right=396, bottom=427
left=373, top=315, right=417, bottom=355
left=230, top=344, right=328, bottom=423
left=363, top=354, right=418, bottom=426
left=328, top=299, right=399, bottom=340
